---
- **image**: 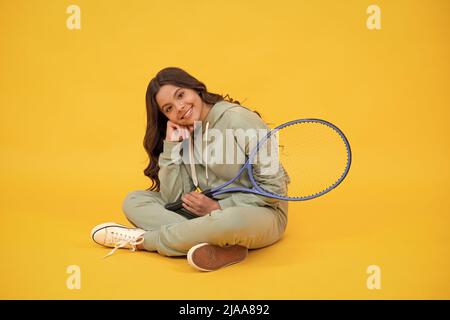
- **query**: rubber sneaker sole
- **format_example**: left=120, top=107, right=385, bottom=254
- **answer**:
left=187, top=243, right=248, bottom=272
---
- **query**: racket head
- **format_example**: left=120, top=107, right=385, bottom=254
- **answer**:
left=248, top=118, right=352, bottom=201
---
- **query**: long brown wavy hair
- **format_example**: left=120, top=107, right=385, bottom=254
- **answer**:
left=144, top=67, right=242, bottom=191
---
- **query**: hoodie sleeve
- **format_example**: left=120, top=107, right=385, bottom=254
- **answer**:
left=217, top=108, right=290, bottom=210
left=158, top=140, right=196, bottom=203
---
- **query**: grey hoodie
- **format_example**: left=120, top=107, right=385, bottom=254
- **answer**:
left=158, top=100, right=289, bottom=222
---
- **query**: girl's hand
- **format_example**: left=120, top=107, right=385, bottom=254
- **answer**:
left=182, top=192, right=221, bottom=216
left=165, top=120, right=194, bottom=142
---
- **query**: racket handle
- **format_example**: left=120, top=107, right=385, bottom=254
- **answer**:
left=164, top=199, right=184, bottom=211
left=164, top=189, right=214, bottom=212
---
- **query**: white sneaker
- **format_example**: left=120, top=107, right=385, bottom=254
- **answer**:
left=91, top=222, right=146, bottom=258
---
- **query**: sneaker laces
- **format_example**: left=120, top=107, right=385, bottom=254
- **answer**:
left=103, top=230, right=145, bottom=258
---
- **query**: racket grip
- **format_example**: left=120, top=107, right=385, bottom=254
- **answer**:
left=164, top=189, right=214, bottom=212
left=164, top=199, right=184, bottom=211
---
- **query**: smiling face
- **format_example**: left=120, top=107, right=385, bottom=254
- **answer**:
left=155, top=84, right=212, bottom=126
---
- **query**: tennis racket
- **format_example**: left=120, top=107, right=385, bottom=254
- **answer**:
left=165, top=118, right=352, bottom=213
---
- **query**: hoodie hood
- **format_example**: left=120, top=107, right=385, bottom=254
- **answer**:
left=201, top=100, right=239, bottom=133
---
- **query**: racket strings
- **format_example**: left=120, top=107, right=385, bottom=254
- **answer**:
left=253, top=121, right=350, bottom=199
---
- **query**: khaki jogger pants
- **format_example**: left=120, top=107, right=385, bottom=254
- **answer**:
left=122, top=190, right=288, bottom=256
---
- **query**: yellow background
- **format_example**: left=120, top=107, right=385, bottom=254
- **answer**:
left=1, top=0, right=449, bottom=299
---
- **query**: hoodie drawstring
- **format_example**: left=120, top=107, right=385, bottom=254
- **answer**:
left=188, top=121, right=209, bottom=190
left=189, top=135, right=198, bottom=188
left=204, top=121, right=209, bottom=185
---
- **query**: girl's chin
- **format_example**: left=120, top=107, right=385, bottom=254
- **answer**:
left=184, top=117, right=201, bottom=126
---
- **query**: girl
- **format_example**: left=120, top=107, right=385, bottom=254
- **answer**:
left=91, top=67, right=289, bottom=271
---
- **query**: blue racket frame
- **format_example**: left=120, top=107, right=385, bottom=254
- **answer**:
left=165, top=118, right=352, bottom=212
